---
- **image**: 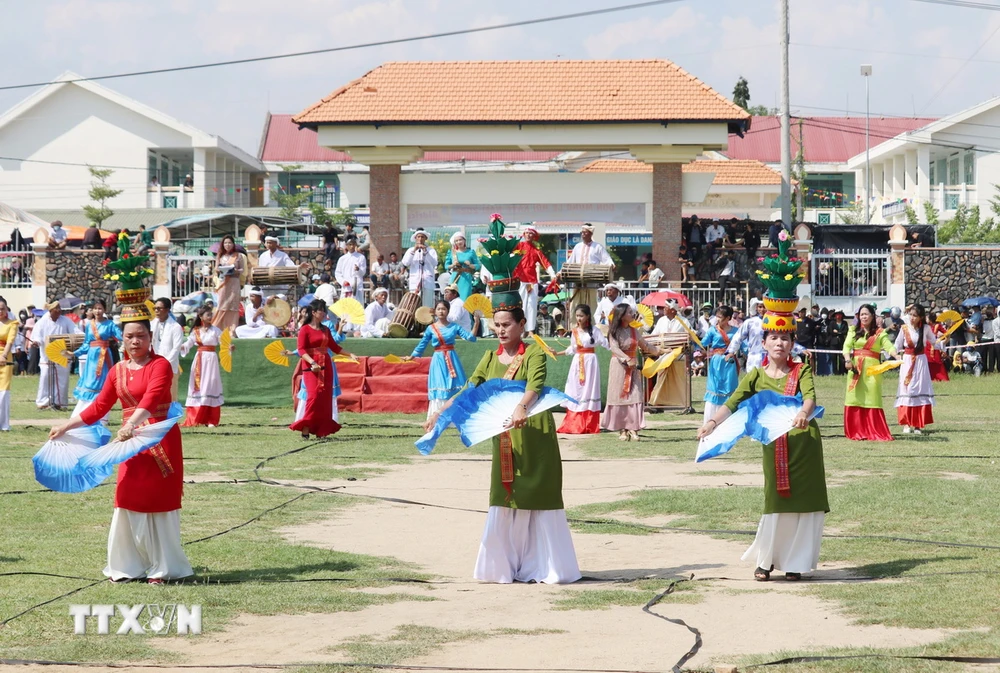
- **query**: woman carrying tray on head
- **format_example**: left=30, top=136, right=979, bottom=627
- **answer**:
left=424, top=215, right=580, bottom=584
left=179, top=306, right=225, bottom=427
left=697, top=230, right=828, bottom=582
left=403, top=299, right=480, bottom=420
left=557, top=304, right=609, bottom=435
left=842, top=303, right=898, bottom=441
left=48, top=248, right=193, bottom=584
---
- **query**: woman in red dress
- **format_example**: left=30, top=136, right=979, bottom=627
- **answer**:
left=49, top=316, right=193, bottom=583
left=290, top=299, right=352, bottom=439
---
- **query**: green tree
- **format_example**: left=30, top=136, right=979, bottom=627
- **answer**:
left=747, top=104, right=778, bottom=116
left=904, top=204, right=920, bottom=225
left=270, top=164, right=310, bottom=220
left=923, top=202, right=940, bottom=226
left=733, top=76, right=750, bottom=110
left=82, top=166, right=123, bottom=228
left=835, top=200, right=866, bottom=225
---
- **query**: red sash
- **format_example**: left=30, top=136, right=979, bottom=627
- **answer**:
left=774, top=363, right=803, bottom=499
left=497, top=343, right=527, bottom=501
left=192, top=329, right=216, bottom=393
left=848, top=329, right=882, bottom=392
left=90, top=321, right=111, bottom=377
left=622, top=328, right=637, bottom=398
left=716, top=327, right=739, bottom=373
left=903, top=326, right=919, bottom=386
left=430, top=323, right=457, bottom=379
left=114, top=362, right=173, bottom=477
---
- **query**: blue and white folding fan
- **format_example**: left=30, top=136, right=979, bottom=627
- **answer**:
left=416, top=378, right=575, bottom=455
left=34, top=403, right=184, bottom=493
left=696, top=389, right=824, bottom=463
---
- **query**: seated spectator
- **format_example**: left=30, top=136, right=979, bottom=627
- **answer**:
left=48, top=221, right=68, bottom=249
left=82, top=223, right=102, bottom=249
left=372, top=253, right=390, bottom=288
left=678, top=243, right=694, bottom=282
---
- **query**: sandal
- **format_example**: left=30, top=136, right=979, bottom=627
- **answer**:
left=754, top=566, right=772, bottom=582
left=784, top=572, right=801, bottom=581
left=628, top=430, right=640, bottom=442
left=147, top=578, right=164, bottom=585
left=618, top=430, right=629, bottom=441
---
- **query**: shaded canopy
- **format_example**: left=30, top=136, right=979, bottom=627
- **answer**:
left=159, top=213, right=301, bottom=241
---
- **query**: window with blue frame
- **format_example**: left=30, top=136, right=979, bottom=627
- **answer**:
left=274, top=173, right=341, bottom=208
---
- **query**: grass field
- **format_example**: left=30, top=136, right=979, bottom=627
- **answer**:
left=1, top=370, right=999, bottom=671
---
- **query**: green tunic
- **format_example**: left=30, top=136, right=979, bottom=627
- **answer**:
left=724, top=364, right=829, bottom=515
left=841, top=327, right=897, bottom=409
left=469, top=344, right=564, bottom=510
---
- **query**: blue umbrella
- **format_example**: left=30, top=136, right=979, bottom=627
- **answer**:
left=962, top=296, right=1000, bottom=308
left=297, top=293, right=315, bottom=307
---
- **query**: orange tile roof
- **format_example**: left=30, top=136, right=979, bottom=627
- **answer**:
left=579, top=159, right=782, bottom=186
left=294, top=60, right=749, bottom=125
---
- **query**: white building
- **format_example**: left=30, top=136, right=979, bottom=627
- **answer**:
left=0, top=72, right=264, bottom=217
left=848, top=98, right=1000, bottom=225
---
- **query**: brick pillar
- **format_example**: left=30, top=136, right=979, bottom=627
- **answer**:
left=651, top=162, right=683, bottom=281
left=369, top=164, right=402, bottom=265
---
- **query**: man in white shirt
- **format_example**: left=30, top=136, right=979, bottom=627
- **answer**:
left=645, top=260, right=665, bottom=288
left=356, top=224, right=370, bottom=253
left=361, top=287, right=394, bottom=338
left=335, top=236, right=367, bottom=301
left=649, top=302, right=691, bottom=408
left=235, top=288, right=279, bottom=340
left=562, top=223, right=615, bottom=318
left=256, top=236, right=301, bottom=300
left=151, top=297, right=185, bottom=401
left=445, top=285, right=473, bottom=333
left=726, top=300, right=767, bottom=371
left=371, top=253, right=390, bottom=290
left=594, top=283, right=636, bottom=326
left=705, top=220, right=726, bottom=246
left=314, top=273, right=337, bottom=308
left=34, top=301, right=81, bottom=409
left=401, top=229, right=439, bottom=307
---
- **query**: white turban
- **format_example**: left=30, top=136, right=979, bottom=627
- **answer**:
left=449, top=231, right=466, bottom=245
left=371, top=287, right=388, bottom=298
left=410, top=229, right=428, bottom=243
left=264, top=236, right=279, bottom=243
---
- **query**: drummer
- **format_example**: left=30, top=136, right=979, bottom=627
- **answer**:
left=594, top=283, right=636, bottom=327
left=236, top=287, right=279, bottom=339
left=444, top=284, right=473, bottom=333
left=559, top=223, right=615, bottom=317
left=257, top=236, right=303, bottom=301
left=361, top=287, right=394, bottom=338
left=401, top=229, right=439, bottom=307
left=33, top=300, right=81, bottom=411
left=648, top=300, right=691, bottom=408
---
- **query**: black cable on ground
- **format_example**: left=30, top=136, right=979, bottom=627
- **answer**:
left=641, top=576, right=702, bottom=673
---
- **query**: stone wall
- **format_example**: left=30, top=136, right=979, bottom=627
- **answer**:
left=44, top=250, right=115, bottom=305
left=905, top=248, right=1000, bottom=308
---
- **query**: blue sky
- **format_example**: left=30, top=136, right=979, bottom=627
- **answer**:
left=2, top=0, right=999, bottom=153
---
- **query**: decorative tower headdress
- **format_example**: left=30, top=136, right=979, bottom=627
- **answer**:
left=478, top=214, right=523, bottom=312
left=102, top=232, right=156, bottom=323
left=756, top=228, right=804, bottom=333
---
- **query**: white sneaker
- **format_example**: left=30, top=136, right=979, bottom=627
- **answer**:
left=902, top=425, right=911, bottom=434
left=913, top=428, right=923, bottom=435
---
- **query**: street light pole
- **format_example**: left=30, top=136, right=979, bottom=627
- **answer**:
left=780, top=0, right=791, bottom=231
left=861, top=64, right=872, bottom=225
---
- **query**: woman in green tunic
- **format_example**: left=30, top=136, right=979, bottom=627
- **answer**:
left=698, top=331, right=829, bottom=581
left=698, top=229, right=829, bottom=581
left=841, top=304, right=898, bottom=441
left=425, top=214, right=581, bottom=584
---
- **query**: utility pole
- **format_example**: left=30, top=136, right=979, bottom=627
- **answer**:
left=861, top=64, right=873, bottom=226
left=796, top=117, right=805, bottom=218
left=779, top=0, right=791, bottom=232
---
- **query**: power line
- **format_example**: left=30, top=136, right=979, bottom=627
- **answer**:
left=919, top=21, right=1000, bottom=113
left=908, top=0, right=1000, bottom=9
left=0, top=0, right=687, bottom=92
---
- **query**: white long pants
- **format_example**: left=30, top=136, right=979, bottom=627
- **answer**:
left=37, top=363, right=70, bottom=408
left=519, top=283, right=539, bottom=332
left=105, top=508, right=193, bottom=581
left=0, top=390, right=9, bottom=431
left=741, top=512, right=825, bottom=574
left=474, top=507, right=582, bottom=584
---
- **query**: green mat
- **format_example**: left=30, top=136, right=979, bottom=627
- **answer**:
left=179, top=336, right=615, bottom=408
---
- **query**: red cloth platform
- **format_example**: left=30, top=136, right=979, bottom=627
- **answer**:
left=558, top=410, right=600, bottom=434
left=843, top=406, right=893, bottom=441
left=336, top=356, right=429, bottom=414
left=898, top=404, right=933, bottom=429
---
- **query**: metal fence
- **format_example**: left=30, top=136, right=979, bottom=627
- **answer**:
left=811, top=249, right=890, bottom=313
left=169, top=255, right=216, bottom=300
left=0, top=251, right=33, bottom=289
